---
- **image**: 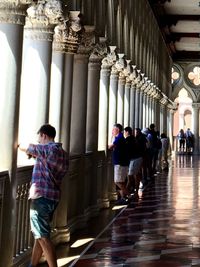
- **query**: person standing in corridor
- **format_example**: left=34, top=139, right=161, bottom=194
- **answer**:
left=108, top=123, right=129, bottom=205
left=18, top=124, right=69, bottom=267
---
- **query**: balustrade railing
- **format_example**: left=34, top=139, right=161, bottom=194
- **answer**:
left=0, top=151, right=112, bottom=266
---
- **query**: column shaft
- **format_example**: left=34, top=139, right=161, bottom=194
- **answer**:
left=86, top=58, right=101, bottom=152
left=139, top=91, right=143, bottom=129
left=60, top=54, right=74, bottom=152
left=192, top=105, right=199, bottom=154
left=108, top=72, right=118, bottom=143
left=129, top=86, right=135, bottom=128
left=19, top=32, right=53, bottom=150
left=117, top=79, right=125, bottom=125
left=70, top=54, right=89, bottom=154
left=0, top=6, right=26, bottom=266
left=134, top=89, right=140, bottom=128
left=124, top=83, right=131, bottom=127
left=49, top=52, right=65, bottom=141
left=98, top=67, right=110, bottom=151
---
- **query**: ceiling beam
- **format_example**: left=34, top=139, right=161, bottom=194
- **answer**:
left=173, top=51, right=200, bottom=61
left=170, top=32, right=200, bottom=41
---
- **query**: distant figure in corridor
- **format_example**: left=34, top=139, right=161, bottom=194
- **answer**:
left=177, top=129, right=186, bottom=152
left=18, top=124, right=68, bottom=267
left=185, top=128, right=194, bottom=153
left=108, top=123, right=129, bottom=205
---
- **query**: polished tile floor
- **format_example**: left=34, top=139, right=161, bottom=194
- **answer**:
left=43, top=154, right=200, bottom=266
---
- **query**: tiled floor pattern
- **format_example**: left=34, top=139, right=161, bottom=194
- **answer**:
left=68, top=155, right=200, bottom=266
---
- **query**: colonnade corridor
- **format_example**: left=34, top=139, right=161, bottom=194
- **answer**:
left=49, top=154, right=200, bottom=267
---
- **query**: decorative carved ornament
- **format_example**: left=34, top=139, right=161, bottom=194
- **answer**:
left=0, top=0, right=32, bottom=25
left=25, top=0, right=63, bottom=41
left=77, top=25, right=95, bottom=55
left=130, top=65, right=137, bottom=86
left=89, top=37, right=108, bottom=63
left=101, top=46, right=118, bottom=69
left=53, top=11, right=83, bottom=53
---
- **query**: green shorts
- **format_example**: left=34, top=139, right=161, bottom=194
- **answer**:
left=30, top=197, right=58, bottom=239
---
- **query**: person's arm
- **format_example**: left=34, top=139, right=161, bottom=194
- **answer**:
left=18, top=143, right=38, bottom=159
left=18, top=144, right=29, bottom=153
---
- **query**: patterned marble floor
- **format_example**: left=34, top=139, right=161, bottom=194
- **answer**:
left=62, top=154, right=200, bottom=267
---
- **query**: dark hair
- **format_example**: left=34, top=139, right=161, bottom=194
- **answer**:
left=114, top=123, right=123, bottom=132
left=124, top=126, right=132, bottom=135
left=149, top=123, right=155, bottom=130
left=37, top=124, right=56, bottom=138
left=161, top=133, right=167, bottom=138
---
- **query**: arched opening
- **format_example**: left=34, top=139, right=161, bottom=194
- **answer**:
left=173, top=88, right=193, bottom=151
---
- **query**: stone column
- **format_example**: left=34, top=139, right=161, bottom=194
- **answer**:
left=192, top=104, right=199, bottom=154
left=162, top=104, right=168, bottom=134
left=60, top=11, right=83, bottom=152
left=70, top=26, right=96, bottom=154
left=156, top=99, right=161, bottom=132
left=116, top=54, right=126, bottom=125
left=160, top=104, right=164, bottom=133
left=18, top=1, right=63, bottom=151
left=0, top=1, right=31, bottom=266
left=49, top=31, right=65, bottom=142
left=151, top=97, right=155, bottom=124
left=142, top=93, right=146, bottom=128
left=139, top=91, right=143, bottom=129
left=50, top=11, right=83, bottom=243
left=117, top=74, right=126, bottom=125
left=123, top=60, right=132, bottom=127
left=134, top=88, right=140, bottom=128
left=86, top=40, right=107, bottom=152
left=149, top=96, right=153, bottom=124
left=98, top=46, right=116, bottom=151
left=129, top=84, right=136, bottom=129
left=129, top=66, right=137, bottom=128
left=50, top=10, right=83, bottom=145
left=108, top=63, right=119, bottom=144
left=168, top=109, right=175, bottom=151
left=124, top=79, right=131, bottom=127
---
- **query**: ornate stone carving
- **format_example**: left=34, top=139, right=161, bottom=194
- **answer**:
left=53, top=11, right=83, bottom=53
left=53, top=19, right=68, bottom=52
left=26, top=0, right=63, bottom=26
left=101, top=46, right=118, bottom=69
left=77, top=25, right=95, bottom=55
left=65, top=11, right=83, bottom=54
left=25, top=0, right=63, bottom=41
left=130, top=65, right=137, bottom=86
left=0, top=1, right=31, bottom=25
left=115, top=54, right=126, bottom=81
left=89, top=37, right=108, bottom=63
left=136, top=72, right=145, bottom=89
left=124, top=60, right=133, bottom=84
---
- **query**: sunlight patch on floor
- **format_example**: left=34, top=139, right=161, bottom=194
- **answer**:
left=57, top=255, right=80, bottom=266
left=71, top=238, right=94, bottom=248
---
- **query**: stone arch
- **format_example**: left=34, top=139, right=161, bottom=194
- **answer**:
left=172, top=66, right=196, bottom=103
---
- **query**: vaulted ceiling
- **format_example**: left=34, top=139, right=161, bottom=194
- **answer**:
left=148, top=0, right=200, bottom=62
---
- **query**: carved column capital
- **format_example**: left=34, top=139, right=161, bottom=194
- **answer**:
left=77, top=25, right=96, bottom=55
left=53, top=10, right=84, bottom=53
left=89, top=37, right=108, bottom=64
left=25, top=0, right=63, bottom=41
left=101, top=45, right=118, bottom=70
left=0, top=0, right=31, bottom=25
left=192, top=103, right=200, bottom=110
left=64, top=11, right=83, bottom=54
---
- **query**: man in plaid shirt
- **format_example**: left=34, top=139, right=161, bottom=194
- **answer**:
left=18, top=124, right=68, bottom=267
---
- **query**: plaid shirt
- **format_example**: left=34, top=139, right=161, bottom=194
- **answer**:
left=27, top=142, right=68, bottom=202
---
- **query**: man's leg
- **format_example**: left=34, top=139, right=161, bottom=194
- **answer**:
left=30, top=239, right=43, bottom=267
left=126, top=175, right=134, bottom=193
left=38, top=237, right=57, bottom=267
